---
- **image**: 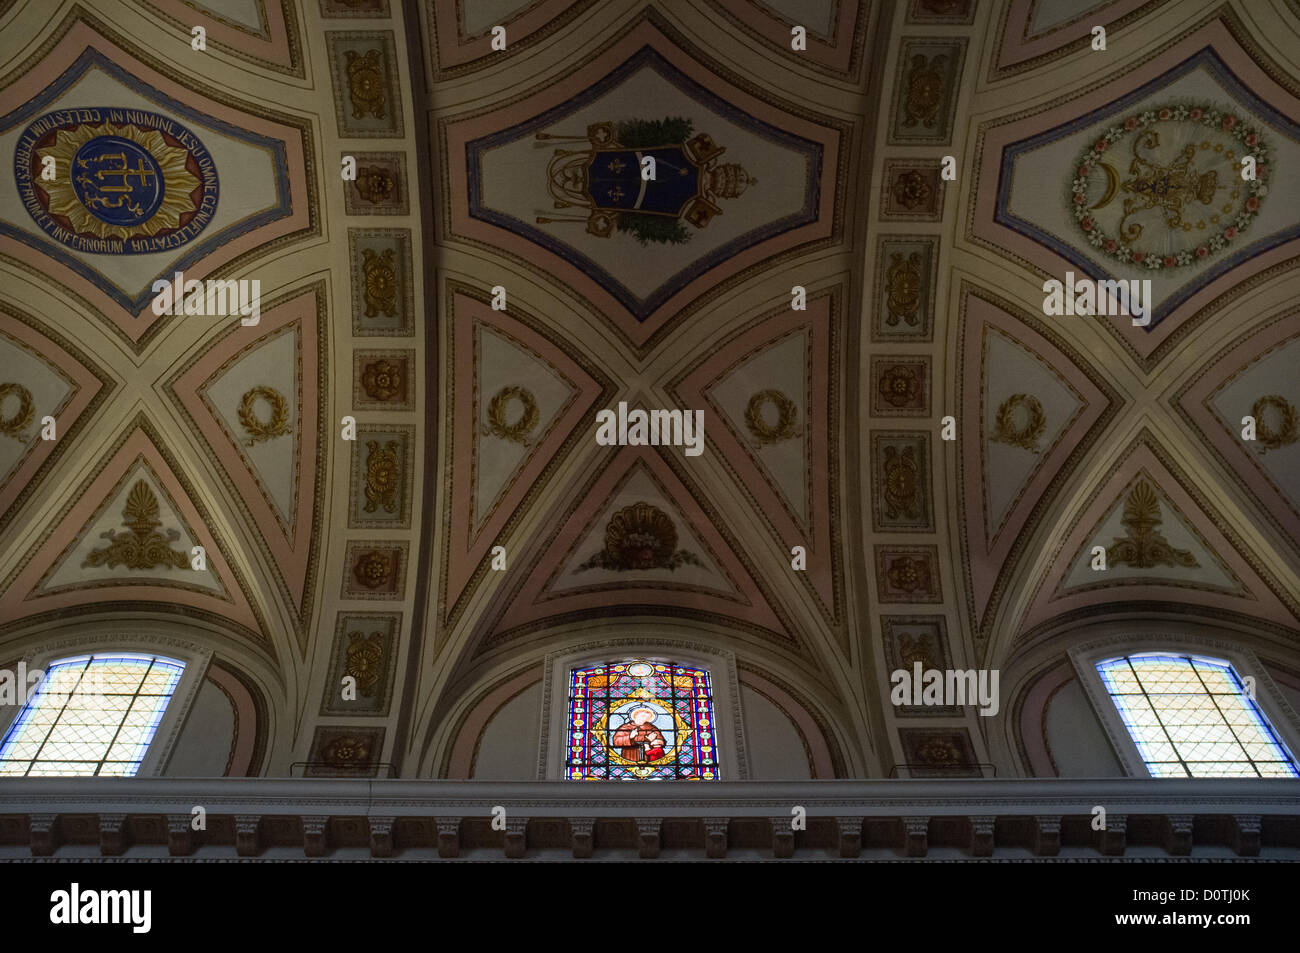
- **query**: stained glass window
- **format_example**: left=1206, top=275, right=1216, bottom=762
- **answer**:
left=1097, top=653, right=1299, bottom=778
left=0, top=654, right=185, bottom=777
left=566, top=659, right=719, bottom=780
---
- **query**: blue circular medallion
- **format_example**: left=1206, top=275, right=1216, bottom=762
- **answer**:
left=70, top=134, right=167, bottom=228
left=14, top=107, right=219, bottom=255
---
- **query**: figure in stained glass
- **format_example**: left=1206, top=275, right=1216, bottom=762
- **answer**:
left=611, top=706, right=668, bottom=763
left=566, top=658, right=719, bottom=781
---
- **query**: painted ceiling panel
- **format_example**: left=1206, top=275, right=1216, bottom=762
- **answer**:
left=0, top=0, right=1296, bottom=787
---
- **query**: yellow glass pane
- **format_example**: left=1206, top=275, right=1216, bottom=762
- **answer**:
left=27, top=762, right=96, bottom=777
left=41, top=668, right=86, bottom=692
left=1100, top=666, right=1142, bottom=694
left=1190, top=666, right=1237, bottom=694
left=139, top=667, right=180, bottom=695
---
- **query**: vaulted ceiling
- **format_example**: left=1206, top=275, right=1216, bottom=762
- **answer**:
left=0, top=0, right=1296, bottom=777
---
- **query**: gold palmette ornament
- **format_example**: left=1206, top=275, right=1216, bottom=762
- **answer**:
left=576, top=501, right=705, bottom=572
left=83, top=480, right=190, bottom=571
left=1106, top=479, right=1198, bottom=569
left=899, top=633, right=936, bottom=671
left=902, top=53, right=948, bottom=128
left=38, top=123, right=199, bottom=240
left=885, top=252, right=922, bottom=326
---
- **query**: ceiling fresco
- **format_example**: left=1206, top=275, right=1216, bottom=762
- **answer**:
left=0, top=0, right=1296, bottom=788
left=0, top=20, right=314, bottom=348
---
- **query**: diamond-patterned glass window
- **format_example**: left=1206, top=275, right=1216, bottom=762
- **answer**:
left=1097, top=653, right=1299, bottom=778
left=0, top=654, right=185, bottom=777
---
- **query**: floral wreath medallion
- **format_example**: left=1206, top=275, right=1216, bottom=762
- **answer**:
left=1070, top=104, right=1268, bottom=270
left=237, top=386, right=290, bottom=445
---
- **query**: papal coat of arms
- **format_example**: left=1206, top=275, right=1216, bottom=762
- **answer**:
left=534, top=117, right=756, bottom=245
left=14, top=107, right=218, bottom=255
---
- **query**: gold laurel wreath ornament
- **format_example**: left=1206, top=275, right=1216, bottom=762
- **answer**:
left=991, top=393, right=1046, bottom=453
left=237, top=386, right=290, bottom=445
left=482, top=386, right=539, bottom=445
left=0, top=383, right=35, bottom=441
left=1252, top=395, right=1298, bottom=453
left=744, top=389, right=800, bottom=446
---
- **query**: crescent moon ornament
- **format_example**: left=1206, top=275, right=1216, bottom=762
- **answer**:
left=1089, top=162, right=1120, bottom=209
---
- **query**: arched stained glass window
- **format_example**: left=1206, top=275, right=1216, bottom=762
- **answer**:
left=0, top=654, right=185, bottom=777
left=1097, top=653, right=1299, bottom=778
left=566, top=659, right=719, bottom=780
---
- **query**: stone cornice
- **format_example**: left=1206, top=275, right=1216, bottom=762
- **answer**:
left=0, top=778, right=1295, bottom=861
left=2, top=777, right=1296, bottom=814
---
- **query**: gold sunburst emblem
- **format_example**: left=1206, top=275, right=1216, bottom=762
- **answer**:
left=37, top=122, right=200, bottom=241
